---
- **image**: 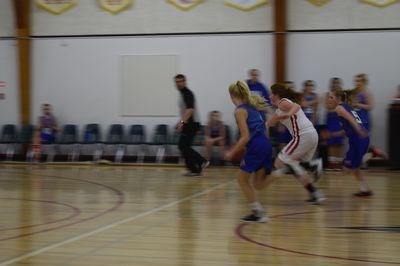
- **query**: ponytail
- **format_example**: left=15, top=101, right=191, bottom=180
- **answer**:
left=270, top=83, right=302, bottom=104
left=332, top=88, right=357, bottom=106
left=228, top=80, right=268, bottom=111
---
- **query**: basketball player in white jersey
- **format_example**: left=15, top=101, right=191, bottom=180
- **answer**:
left=266, top=83, right=324, bottom=204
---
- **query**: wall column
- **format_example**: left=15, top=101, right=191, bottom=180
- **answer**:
left=13, top=0, right=31, bottom=125
left=274, top=0, right=287, bottom=83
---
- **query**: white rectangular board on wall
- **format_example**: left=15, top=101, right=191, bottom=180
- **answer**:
left=120, top=55, right=179, bottom=117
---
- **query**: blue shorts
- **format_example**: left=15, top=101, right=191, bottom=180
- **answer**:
left=327, top=134, right=344, bottom=145
left=240, top=135, right=272, bottom=174
left=41, top=131, right=55, bottom=144
left=343, top=137, right=370, bottom=169
left=278, top=129, right=292, bottom=144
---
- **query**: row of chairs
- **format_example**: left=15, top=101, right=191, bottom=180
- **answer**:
left=0, top=123, right=233, bottom=163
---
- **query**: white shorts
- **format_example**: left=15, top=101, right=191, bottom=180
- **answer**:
left=278, top=129, right=318, bottom=164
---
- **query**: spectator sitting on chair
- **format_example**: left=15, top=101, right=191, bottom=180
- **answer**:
left=204, top=110, right=226, bottom=163
left=37, top=103, right=59, bottom=144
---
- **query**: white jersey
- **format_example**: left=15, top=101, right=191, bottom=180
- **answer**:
left=276, top=98, right=318, bottom=162
left=276, top=98, right=315, bottom=136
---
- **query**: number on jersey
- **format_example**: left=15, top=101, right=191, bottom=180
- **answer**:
left=351, top=110, right=362, bottom=124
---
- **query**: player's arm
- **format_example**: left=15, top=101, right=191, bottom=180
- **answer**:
left=335, top=105, right=368, bottom=137
left=52, top=117, right=59, bottom=132
left=204, top=123, right=211, bottom=141
left=37, top=117, right=42, bottom=130
left=311, top=94, right=319, bottom=106
left=355, top=91, right=374, bottom=111
left=261, top=84, right=270, bottom=103
left=266, top=113, right=279, bottom=128
left=312, top=96, right=319, bottom=124
left=321, top=129, right=345, bottom=140
left=278, top=99, right=300, bottom=119
left=218, top=122, right=226, bottom=141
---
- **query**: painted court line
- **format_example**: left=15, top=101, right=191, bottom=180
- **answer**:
left=0, top=180, right=234, bottom=266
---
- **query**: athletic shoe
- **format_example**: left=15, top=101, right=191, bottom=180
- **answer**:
left=371, top=147, right=387, bottom=159
left=306, top=191, right=326, bottom=205
left=183, top=172, right=202, bottom=177
left=240, top=211, right=268, bottom=223
left=362, top=152, right=373, bottom=164
left=311, top=158, right=323, bottom=183
left=200, top=160, right=210, bottom=173
left=333, top=162, right=343, bottom=171
left=324, top=162, right=335, bottom=171
left=353, top=191, right=373, bottom=197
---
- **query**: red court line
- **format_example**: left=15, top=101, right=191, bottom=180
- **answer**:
left=0, top=198, right=81, bottom=231
left=0, top=173, right=125, bottom=241
left=235, top=209, right=400, bottom=265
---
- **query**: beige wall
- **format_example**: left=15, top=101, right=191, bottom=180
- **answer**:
left=0, top=0, right=15, bottom=37
left=31, top=1, right=272, bottom=36
left=288, top=0, right=400, bottom=30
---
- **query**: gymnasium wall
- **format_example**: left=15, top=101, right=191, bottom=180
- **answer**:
left=31, top=1, right=272, bottom=35
left=1, top=0, right=400, bottom=151
left=0, top=40, right=19, bottom=126
left=0, top=0, right=15, bottom=37
left=30, top=34, right=273, bottom=141
left=288, top=0, right=400, bottom=30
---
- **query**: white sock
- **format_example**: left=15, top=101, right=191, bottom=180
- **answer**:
left=334, top=157, right=342, bottom=163
left=359, top=180, right=369, bottom=192
left=272, top=165, right=289, bottom=177
left=250, top=202, right=263, bottom=213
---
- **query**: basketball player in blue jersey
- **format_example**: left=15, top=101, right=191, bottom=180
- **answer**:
left=322, top=78, right=345, bottom=171
left=225, top=81, right=274, bottom=223
left=327, top=89, right=372, bottom=197
left=353, top=74, right=387, bottom=164
left=301, top=80, right=319, bottom=125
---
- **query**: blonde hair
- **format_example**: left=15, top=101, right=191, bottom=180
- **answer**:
left=229, top=80, right=268, bottom=111
left=356, top=73, right=368, bottom=85
left=332, top=88, right=357, bottom=106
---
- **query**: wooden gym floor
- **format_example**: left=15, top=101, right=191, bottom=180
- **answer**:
left=0, top=164, right=399, bottom=266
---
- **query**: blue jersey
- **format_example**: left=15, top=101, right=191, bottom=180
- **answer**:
left=302, top=93, right=317, bottom=122
left=339, top=103, right=368, bottom=139
left=326, top=111, right=344, bottom=145
left=326, top=112, right=342, bottom=132
left=236, top=103, right=272, bottom=173
left=246, top=80, right=271, bottom=106
left=236, top=104, right=266, bottom=142
left=354, top=92, right=370, bottom=130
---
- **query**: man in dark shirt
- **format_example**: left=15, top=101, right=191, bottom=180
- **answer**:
left=174, top=74, right=208, bottom=176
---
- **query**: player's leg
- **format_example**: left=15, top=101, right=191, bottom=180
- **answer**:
left=278, top=151, right=325, bottom=204
left=237, top=170, right=268, bottom=223
left=253, top=166, right=277, bottom=191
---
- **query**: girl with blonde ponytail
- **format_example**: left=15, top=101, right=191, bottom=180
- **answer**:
left=225, top=81, right=274, bottom=223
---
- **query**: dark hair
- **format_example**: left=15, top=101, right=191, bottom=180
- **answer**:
left=303, top=80, right=314, bottom=87
left=209, top=110, right=220, bottom=119
left=271, top=83, right=302, bottom=104
left=174, top=74, right=186, bottom=80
